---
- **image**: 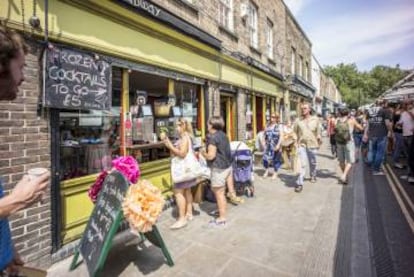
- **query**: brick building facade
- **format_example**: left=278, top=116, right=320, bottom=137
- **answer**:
left=0, top=0, right=320, bottom=269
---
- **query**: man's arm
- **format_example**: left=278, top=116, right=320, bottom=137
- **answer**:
left=0, top=174, right=50, bottom=219
left=0, top=195, right=24, bottom=218
left=363, top=121, right=369, bottom=142
left=352, top=118, right=364, bottom=131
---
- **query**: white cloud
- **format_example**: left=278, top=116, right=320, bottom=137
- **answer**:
left=308, top=4, right=414, bottom=68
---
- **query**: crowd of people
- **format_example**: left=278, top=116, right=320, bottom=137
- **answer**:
left=327, top=99, right=414, bottom=184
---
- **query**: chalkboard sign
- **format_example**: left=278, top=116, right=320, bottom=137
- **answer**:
left=44, top=46, right=112, bottom=110
left=72, top=171, right=129, bottom=276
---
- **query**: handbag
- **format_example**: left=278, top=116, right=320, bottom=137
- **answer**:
left=171, top=137, right=205, bottom=183
left=197, top=154, right=211, bottom=180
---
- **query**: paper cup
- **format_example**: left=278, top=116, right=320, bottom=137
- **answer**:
left=28, top=168, right=49, bottom=180
left=27, top=168, right=49, bottom=204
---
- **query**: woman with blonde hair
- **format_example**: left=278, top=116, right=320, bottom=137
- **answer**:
left=163, top=117, right=196, bottom=229
left=263, top=113, right=284, bottom=179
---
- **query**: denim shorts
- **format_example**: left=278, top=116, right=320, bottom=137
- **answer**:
left=353, top=134, right=363, bottom=147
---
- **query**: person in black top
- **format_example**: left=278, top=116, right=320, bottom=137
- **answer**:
left=200, top=116, right=232, bottom=227
left=392, top=104, right=404, bottom=169
left=363, top=99, right=393, bottom=175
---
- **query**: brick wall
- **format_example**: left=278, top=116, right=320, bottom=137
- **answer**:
left=0, top=41, right=52, bottom=268
left=152, top=0, right=287, bottom=75
left=284, top=10, right=312, bottom=79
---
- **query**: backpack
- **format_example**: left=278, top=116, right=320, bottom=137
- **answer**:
left=335, top=119, right=351, bottom=144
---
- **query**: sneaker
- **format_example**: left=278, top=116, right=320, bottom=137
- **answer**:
left=206, top=219, right=226, bottom=229
left=310, top=176, right=317, bottom=183
left=400, top=175, right=408, bottom=180
left=408, top=177, right=414, bottom=184
left=208, top=209, right=219, bottom=217
left=394, top=163, right=405, bottom=169
left=372, top=171, right=385, bottom=176
left=294, top=185, right=303, bottom=193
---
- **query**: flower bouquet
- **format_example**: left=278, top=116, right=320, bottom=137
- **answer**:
left=122, top=179, right=165, bottom=233
left=88, top=155, right=164, bottom=233
left=88, top=156, right=140, bottom=203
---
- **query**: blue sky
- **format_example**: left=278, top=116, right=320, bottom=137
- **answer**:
left=284, top=0, right=414, bottom=71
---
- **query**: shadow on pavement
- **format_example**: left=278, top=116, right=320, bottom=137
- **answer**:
left=332, top=168, right=353, bottom=277
left=278, top=173, right=297, bottom=188
left=100, top=237, right=166, bottom=276
left=317, top=152, right=338, bottom=160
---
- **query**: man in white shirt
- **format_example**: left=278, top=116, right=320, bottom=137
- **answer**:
left=398, top=99, right=414, bottom=183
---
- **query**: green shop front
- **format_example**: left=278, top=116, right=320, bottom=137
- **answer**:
left=2, top=0, right=284, bottom=257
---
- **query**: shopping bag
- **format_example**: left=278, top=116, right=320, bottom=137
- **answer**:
left=197, top=154, right=211, bottom=180
left=171, top=148, right=204, bottom=183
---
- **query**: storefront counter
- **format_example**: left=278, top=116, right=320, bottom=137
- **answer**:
left=60, top=158, right=172, bottom=243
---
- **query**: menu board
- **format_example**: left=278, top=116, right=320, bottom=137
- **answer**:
left=78, top=171, right=129, bottom=276
left=44, top=46, right=112, bottom=110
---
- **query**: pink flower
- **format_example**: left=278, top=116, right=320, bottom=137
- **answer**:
left=112, top=156, right=140, bottom=184
left=88, top=170, right=109, bottom=203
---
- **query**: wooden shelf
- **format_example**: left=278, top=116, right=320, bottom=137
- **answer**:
left=126, top=142, right=166, bottom=150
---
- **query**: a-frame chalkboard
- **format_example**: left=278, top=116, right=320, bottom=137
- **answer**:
left=69, top=171, right=173, bottom=276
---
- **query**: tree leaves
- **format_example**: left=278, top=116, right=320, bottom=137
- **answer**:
left=324, top=64, right=409, bottom=108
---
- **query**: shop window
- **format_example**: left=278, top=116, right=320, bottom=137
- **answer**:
left=128, top=71, right=201, bottom=164
left=248, top=2, right=258, bottom=49
left=218, top=0, right=233, bottom=31
left=59, top=78, right=121, bottom=181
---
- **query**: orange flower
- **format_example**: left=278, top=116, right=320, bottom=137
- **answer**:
left=123, top=180, right=164, bottom=233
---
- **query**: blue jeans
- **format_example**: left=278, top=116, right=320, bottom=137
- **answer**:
left=263, top=151, right=282, bottom=171
left=368, top=136, right=387, bottom=172
left=297, top=146, right=318, bottom=185
left=392, top=132, right=404, bottom=164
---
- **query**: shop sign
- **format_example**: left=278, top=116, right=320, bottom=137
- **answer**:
left=44, top=46, right=112, bottom=110
left=115, top=0, right=221, bottom=49
left=246, top=57, right=284, bottom=81
left=71, top=171, right=129, bottom=276
left=121, top=0, right=161, bottom=16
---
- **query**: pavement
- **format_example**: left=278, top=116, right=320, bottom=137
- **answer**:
left=47, top=140, right=372, bottom=277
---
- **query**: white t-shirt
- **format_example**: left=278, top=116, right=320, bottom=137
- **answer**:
left=398, top=108, right=414, bottom=136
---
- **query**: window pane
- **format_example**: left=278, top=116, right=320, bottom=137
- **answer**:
left=59, top=73, right=121, bottom=181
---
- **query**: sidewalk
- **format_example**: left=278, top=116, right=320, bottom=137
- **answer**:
left=47, top=140, right=369, bottom=277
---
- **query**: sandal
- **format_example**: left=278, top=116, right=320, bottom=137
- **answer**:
left=170, top=220, right=187, bottom=230
left=185, top=214, right=194, bottom=221
left=227, top=192, right=244, bottom=204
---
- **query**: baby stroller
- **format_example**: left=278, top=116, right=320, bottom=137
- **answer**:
left=230, top=141, right=254, bottom=197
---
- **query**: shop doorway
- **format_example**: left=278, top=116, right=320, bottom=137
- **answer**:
left=220, top=94, right=236, bottom=141
left=255, top=96, right=264, bottom=132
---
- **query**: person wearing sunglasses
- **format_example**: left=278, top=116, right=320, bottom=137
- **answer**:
left=262, top=113, right=284, bottom=180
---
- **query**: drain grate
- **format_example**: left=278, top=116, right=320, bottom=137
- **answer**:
left=364, top=170, right=396, bottom=277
